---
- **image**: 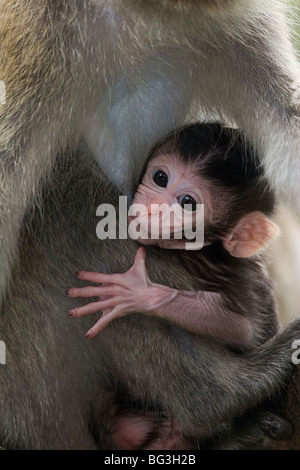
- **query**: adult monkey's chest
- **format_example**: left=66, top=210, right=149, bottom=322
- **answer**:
left=82, top=0, right=226, bottom=192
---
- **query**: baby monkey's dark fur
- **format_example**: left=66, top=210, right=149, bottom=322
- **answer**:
left=146, top=123, right=279, bottom=349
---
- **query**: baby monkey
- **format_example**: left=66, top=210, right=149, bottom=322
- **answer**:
left=67, top=123, right=280, bottom=349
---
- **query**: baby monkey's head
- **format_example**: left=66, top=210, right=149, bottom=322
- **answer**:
left=130, top=123, right=279, bottom=257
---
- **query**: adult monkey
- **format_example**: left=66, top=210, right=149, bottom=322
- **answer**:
left=0, top=147, right=299, bottom=450
left=0, top=0, right=300, bottom=303
left=0, top=0, right=300, bottom=449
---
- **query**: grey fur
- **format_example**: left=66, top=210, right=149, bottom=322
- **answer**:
left=0, top=0, right=300, bottom=449
left=0, top=147, right=299, bottom=449
left=0, top=0, right=300, bottom=301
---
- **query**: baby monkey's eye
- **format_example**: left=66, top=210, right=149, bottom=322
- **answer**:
left=178, top=195, right=197, bottom=211
left=153, top=170, right=168, bottom=188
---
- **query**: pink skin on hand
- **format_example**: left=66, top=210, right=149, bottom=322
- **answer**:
left=66, top=247, right=177, bottom=339
left=66, top=251, right=253, bottom=345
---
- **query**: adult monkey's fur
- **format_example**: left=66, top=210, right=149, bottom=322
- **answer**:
left=0, top=0, right=300, bottom=301
left=0, top=0, right=300, bottom=449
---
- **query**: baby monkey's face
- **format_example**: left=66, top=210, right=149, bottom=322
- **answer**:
left=128, top=153, right=211, bottom=249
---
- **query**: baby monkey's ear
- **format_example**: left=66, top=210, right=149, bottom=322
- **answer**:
left=223, top=211, right=280, bottom=258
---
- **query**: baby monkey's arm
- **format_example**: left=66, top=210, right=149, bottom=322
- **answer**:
left=66, top=247, right=252, bottom=344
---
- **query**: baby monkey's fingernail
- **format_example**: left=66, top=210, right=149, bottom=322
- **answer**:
left=65, top=289, right=70, bottom=296
left=85, top=332, right=92, bottom=339
left=75, top=272, right=80, bottom=277
left=68, top=310, right=74, bottom=316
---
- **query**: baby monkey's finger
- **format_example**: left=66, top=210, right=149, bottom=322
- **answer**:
left=68, top=301, right=105, bottom=318
left=85, top=310, right=121, bottom=338
left=75, top=271, right=124, bottom=285
left=66, top=285, right=121, bottom=298
left=65, top=286, right=107, bottom=298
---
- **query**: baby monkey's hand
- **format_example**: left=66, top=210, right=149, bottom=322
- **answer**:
left=66, top=247, right=177, bottom=338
